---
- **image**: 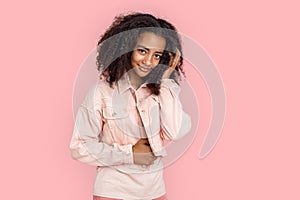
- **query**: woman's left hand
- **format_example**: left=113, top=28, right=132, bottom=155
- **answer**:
left=162, top=48, right=181, bottom=79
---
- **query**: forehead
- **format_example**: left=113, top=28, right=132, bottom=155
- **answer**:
left=135, top=32, right=166, bottom=50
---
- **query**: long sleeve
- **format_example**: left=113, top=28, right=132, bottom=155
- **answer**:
left=69, top=85, right=134, bottom=166
left=158, top=79, right=191, bottom=140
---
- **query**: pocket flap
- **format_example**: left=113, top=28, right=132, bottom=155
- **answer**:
left=102, top=107, right=128, bottom=119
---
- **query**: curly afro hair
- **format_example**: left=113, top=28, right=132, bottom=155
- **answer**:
left=96, top=12, right=185, bottom=95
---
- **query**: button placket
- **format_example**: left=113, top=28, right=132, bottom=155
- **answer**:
left=134, top=89, right=151, bottom=137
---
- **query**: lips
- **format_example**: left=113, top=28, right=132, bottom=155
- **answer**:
left=138, top=64, right=152, bottom=72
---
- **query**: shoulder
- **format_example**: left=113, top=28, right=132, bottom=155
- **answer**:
left=94, top=79, right=117, bottom=96
left=81, top=80, right=115, bottom=110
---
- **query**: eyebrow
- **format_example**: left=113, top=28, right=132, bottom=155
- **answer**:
left=136, top=45, right=164, bottom=54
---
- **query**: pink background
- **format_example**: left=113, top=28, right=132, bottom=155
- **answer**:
left=1, top=0, right=299, bottom=199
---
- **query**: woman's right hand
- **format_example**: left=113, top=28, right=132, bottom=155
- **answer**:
left=132, top=138, right=157, bottom=165
left=162, top=48, right=181, bottom=79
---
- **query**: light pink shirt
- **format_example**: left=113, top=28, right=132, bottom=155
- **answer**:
left=69, top=73, right=191, bottom=199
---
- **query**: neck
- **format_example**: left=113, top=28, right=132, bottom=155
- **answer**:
left=127, top=70, right=144, bottom=90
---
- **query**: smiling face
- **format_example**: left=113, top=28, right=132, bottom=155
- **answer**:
left=130, top=32, right=166, bottom=78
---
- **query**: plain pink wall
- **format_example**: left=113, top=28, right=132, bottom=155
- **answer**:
left=1, top=0, right=299, bottom=199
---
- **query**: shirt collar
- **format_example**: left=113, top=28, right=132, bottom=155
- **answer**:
left=117, top=72, right=148, bottom=94
left=117, top=72, right=131, bottom=94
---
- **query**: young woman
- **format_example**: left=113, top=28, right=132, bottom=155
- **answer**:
left=70, top=13, right=191, bottom=200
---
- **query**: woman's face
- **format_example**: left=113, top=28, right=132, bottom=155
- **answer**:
left=130, top=32, right=166, bottom=78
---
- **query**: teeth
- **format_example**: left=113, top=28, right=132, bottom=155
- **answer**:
left=139, top=66, right=150, bottom=72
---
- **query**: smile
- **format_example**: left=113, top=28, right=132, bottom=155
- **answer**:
left=138, top=65, right=152, bottom=72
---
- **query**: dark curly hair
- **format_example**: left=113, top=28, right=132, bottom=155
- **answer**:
left=96, top=12, right=185, bottom=95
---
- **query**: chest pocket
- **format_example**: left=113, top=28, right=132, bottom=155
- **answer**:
left=102, top=106, right=128, bottom=120
left=102, top=106, right=130, bottom=136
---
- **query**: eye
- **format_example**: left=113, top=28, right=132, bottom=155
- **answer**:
left=154, top=54, right=162, bottom=60
left=137, top=49, right=147, bottom=54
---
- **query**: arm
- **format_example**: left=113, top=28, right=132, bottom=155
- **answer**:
left=158, top=49, right=191, bottom=140
left=69, top=85, right=134, bottom=166
left=158, top=79, right=191, bottom=140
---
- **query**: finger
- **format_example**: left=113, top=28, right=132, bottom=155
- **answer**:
left=169, top=49, right=181, bottom=69
left=168, top=51, right=175, bottom=57
left=173, top=51, right=181, bottom=67
left=176, top=48, right=181, bottom=57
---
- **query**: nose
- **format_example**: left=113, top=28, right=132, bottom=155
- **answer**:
left=142, top=54, right=152, bottom=66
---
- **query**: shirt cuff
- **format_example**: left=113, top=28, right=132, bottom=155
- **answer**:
left=161, top=78, right=178, bottom=88
left=113, top=143, right=134, bottom=164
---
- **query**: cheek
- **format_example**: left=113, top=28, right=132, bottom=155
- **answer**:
left=151, top=59, right=160, bottom=67
left=154, top=59, right=160, bottom=65
left=131, top=51, right=144, bottom=63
